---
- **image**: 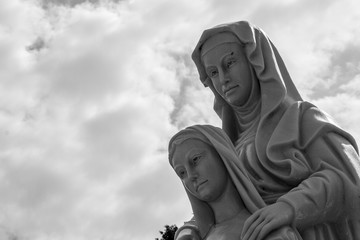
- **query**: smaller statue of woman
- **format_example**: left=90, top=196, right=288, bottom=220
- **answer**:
left=169, top=124, right=302, bottom=240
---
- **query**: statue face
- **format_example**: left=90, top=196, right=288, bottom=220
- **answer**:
left=171, top=139, right=228, bottom=202
left=202, top=42, right=252, bottom=106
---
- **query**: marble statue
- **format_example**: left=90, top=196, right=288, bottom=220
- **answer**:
left=172, top=21, right=360, bottom=240
left=169, top=125, right=302, bottom=240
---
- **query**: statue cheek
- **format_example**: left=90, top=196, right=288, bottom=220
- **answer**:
left=212, top=82, right=222, bottom=95
left=184, top=181, right=196, bottom=195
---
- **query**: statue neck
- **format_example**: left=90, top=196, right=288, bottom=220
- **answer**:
left=231, top=76, right=261, bottom=134
left=208, top=178, right=246, bottom=224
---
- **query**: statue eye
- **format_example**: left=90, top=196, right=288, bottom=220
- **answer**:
left=207, top=68, right=218, bottom=78
left=192, top=155, right=201, bottom=165
left=210, top=70, right=218, bottom=77
left=178, top=169, right=186, bottom=179
left=226, top=59, right=236, bottom=68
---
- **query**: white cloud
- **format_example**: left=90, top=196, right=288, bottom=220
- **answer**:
left=1, top=0, right=360, bottom=239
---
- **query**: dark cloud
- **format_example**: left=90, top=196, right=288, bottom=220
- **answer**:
left=80, top=106, right=149, bottom=178
left=0, top=159, right=82, bottom=236
left=120, top=163, right=183, bottom=205
left=310, top=44, right=360, bottom=99
left=166, top=51, right=220, bottom=130
left=26, top=37, right=46, bottom=52
left=168, top=52, right=198, bottom=125
left=329, top=44, right=360, bottom=79
left=250, top=0, right=336, bottom=27
left=118, top=162, right=189, bottom=239
left=41, top=0, right=125, bottom=8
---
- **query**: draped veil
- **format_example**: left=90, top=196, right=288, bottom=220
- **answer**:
left=169, top=125, right=301, bottom=239
left=190, top=21, right=360, bottom=239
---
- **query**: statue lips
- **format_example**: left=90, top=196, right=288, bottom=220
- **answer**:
left=224, top=85, right=239, bottom=96
left=196, top=180, right=208, bottom=192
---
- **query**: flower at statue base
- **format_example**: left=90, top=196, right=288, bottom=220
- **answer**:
left=156, top=225, right=178, bottom=240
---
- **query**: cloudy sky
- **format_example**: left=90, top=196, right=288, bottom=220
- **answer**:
left=1, top=0, right=360, bottom=239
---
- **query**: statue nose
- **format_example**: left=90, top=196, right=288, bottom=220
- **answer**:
left=219, top=70, right=230, bottom=85
left=188, top=169, right=198, bottom=181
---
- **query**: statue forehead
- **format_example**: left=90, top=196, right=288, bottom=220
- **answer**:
left=201, top=43, right=243, bottom=68
left=171, top=138, right=213, bottom=166
left=172, top=138, right=209, bottom=154
left=200, top=32, right=240, bottom=57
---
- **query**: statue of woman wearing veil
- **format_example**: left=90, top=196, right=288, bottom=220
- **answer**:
left=173, top=21, right=360, bottom=240
left=169, top=125, right=302, bottom=240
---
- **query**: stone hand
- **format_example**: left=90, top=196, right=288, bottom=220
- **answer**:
left=241, top=201, right=294, bottom=240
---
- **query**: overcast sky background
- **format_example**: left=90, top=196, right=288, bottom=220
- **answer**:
left=1, top=0, right=360, bottom=239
